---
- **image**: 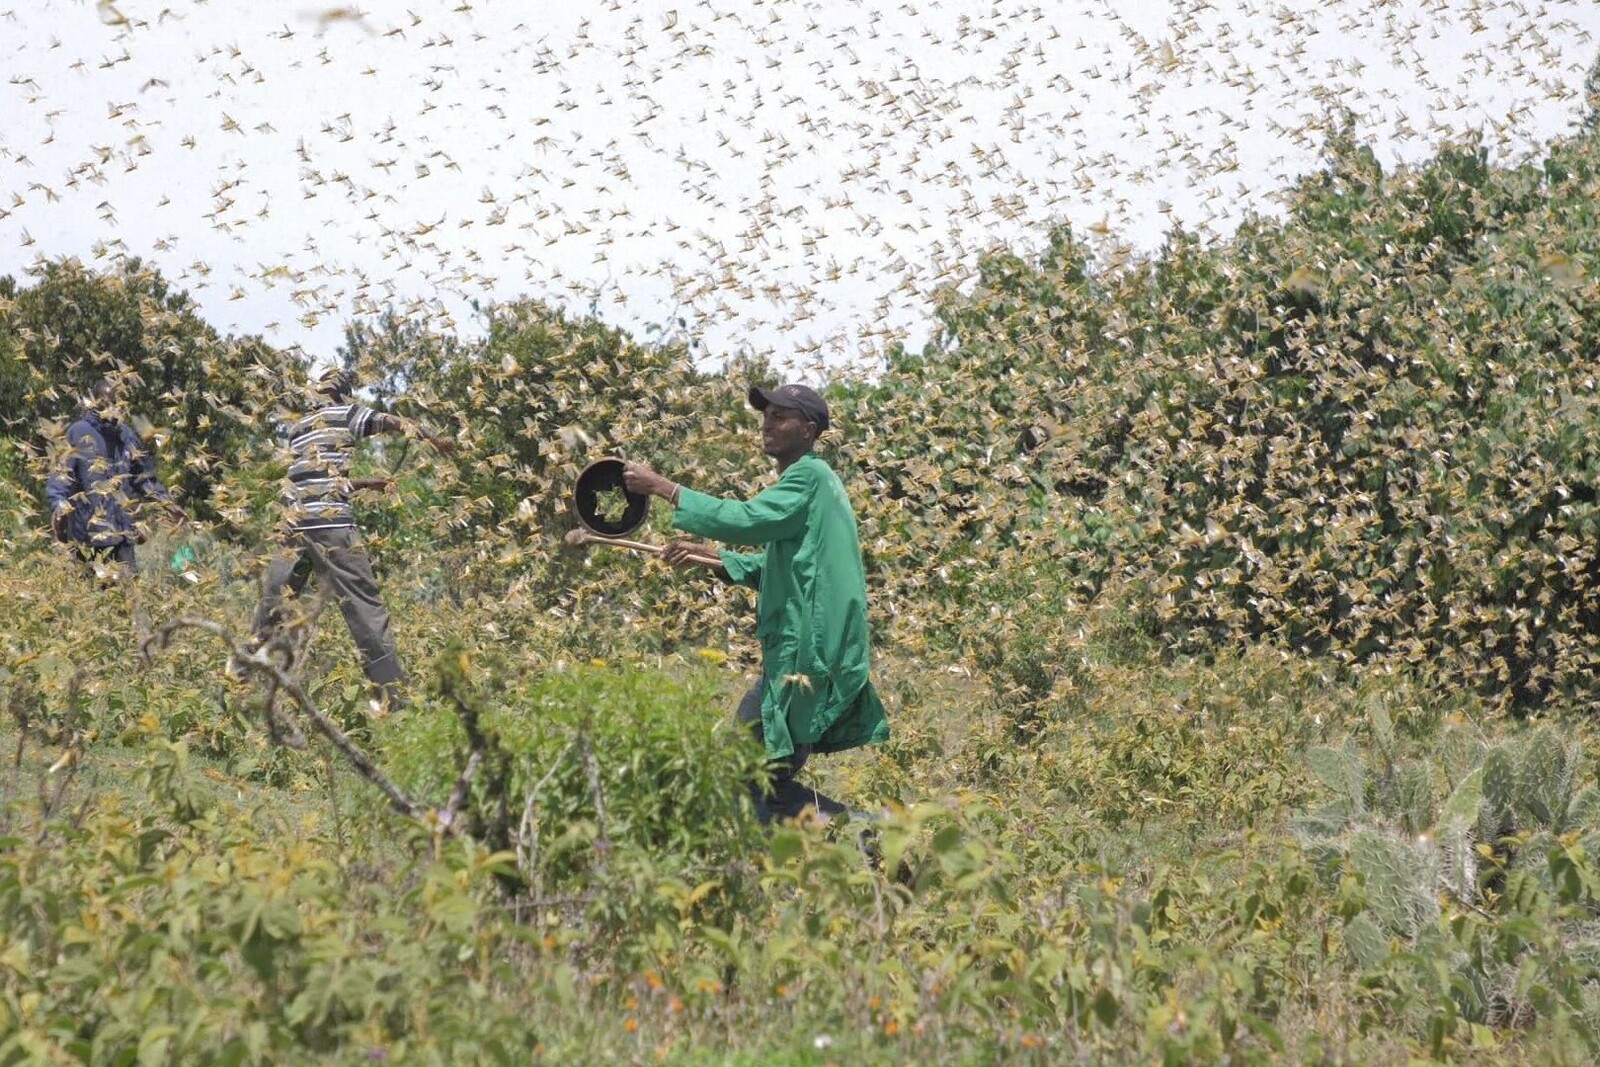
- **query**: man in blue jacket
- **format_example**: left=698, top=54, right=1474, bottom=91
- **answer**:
left=47, top=377, right=186, bottom=573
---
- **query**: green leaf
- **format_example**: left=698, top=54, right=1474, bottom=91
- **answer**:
left=769, top=829, right=804, bottom=866
left=1307, top=743, right=1365, bottom=817
left=1438, top=767, right=1483, bottom=830
left=1342, top=913, right=1389, bottom=970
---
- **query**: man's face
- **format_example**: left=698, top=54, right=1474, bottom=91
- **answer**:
left=761, top=404, right=815, bottom=460
left=316, top=373, right=351, bottom=403
left=93, top=389, right=128, bottom=424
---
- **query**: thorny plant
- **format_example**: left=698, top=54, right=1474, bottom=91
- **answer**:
left=143, top=603, right=482, bottom=854
left=140, top=599, right=620, bottom=899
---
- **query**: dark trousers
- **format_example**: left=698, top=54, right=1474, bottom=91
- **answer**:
left=737, top=681, right=847, bottom=825
left=71, top=541, right=150, bottom=642
left=72, top=543, right=137, bottom=585
left=73, top=541, right=137, bottom=571
left=251, top=526, right=404, bottom=688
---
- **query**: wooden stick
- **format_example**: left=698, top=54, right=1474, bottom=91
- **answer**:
left=563, top=528, right=721, bottom=567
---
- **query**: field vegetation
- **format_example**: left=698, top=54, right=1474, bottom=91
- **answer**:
left=4, top=110, right=1600, bottom=1063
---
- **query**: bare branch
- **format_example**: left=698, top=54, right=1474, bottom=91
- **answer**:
left=580, top=732, right=610, bottom=874
left=517, top=736, right=580, bottom=889
left=148, top=616, right=431, bottom=825
left=259, top=675, right=309, bottom=750
left=37, top=670, right=86, bottom=843
left=442, top=750, right=483, bottom=827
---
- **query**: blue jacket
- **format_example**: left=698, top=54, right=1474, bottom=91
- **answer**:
left=46, top=411, right=172, bottom=548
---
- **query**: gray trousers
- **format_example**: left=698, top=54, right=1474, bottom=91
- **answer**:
left=251, top=526, right=404, bottom=687
left=737, top=681, right=847, bottom=824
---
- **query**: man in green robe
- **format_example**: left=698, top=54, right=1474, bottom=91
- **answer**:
left=623, top=383, right=889, bottom=824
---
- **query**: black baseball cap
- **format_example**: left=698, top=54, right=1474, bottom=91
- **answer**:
left=748, top=383, right=829, bottom=432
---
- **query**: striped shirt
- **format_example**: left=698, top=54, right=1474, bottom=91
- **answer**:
left=279, top=403, right=380, bottom=530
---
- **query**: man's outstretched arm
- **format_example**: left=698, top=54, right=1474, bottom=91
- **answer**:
left=368, top=412, right=456, bottom=455
left=659, top=540, right=749, bottom=584
left=127, top=429, right=187, bottom=524
left=622, top=461, right=810, bottom=545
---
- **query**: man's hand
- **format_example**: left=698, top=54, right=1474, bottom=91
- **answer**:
left=660, top=540, right=723, bottom=570
left=622, top=461, right=679, bottom=502
left=350, top=476, right=395, bottom=493
left=50, top=508, right=65, bottom=542
left=373, top=414, right=457, bottom=457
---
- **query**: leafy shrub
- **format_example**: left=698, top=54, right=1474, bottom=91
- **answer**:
left=830, top=123, right=1600, bottom=714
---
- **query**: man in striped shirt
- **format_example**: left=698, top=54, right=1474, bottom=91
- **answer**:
left=249, top=367, right=453, bottom=713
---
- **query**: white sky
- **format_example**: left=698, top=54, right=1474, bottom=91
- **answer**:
left=1, top=0, right=1597, bottom=375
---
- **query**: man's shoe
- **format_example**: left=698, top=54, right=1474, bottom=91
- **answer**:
left=369, top=683, right=407, bottom=719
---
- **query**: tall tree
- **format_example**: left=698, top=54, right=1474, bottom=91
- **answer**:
left=0, top=256, right=300, bottom=518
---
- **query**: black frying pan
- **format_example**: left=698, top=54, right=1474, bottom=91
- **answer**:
left=571, top=456, right=651, bottom=537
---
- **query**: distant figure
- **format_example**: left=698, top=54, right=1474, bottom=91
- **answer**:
left=47, top=376, right=186, bottom=579
left=623, top=382, right=890, bottom=825
left=249, top=366, right=454, bottom=714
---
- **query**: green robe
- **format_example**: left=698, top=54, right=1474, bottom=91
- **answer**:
left=673, top=453, right=890, bottom=760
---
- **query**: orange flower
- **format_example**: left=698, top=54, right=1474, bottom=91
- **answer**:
left=624, top=1018, right=639, bottom=1034
left=884, top=1019, right=901, bottom=1037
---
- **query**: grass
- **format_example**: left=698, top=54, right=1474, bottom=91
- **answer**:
left=2, top=533, right=1600, bottom=1064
